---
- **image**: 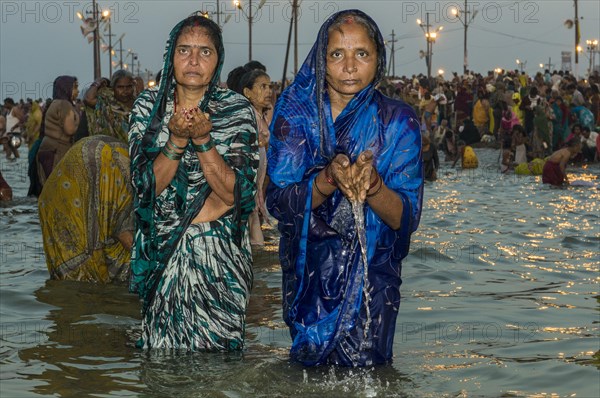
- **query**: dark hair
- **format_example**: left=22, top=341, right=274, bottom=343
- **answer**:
left=227, top=64, right=269, bottom=95
left=529, top=87, right=538, bottom=97
left=512, top=124, right=525, bottom=135
left=178, top=14, right=223, bottom=59
left=328, top=11, right=377, bottom=45
left=239, top=69, right=269, bottom=95
left=226, top=66, right=247, bottom=93
left=244, top=60, right=266, bottom=72
left=566, top=137, right=581, bottom=148
left=52, top=76, right=77, bottom=101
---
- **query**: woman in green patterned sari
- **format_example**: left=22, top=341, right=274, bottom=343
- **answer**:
left=128, top=12, right=258, bottom=350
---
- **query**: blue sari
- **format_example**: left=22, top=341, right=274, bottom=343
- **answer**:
left=266, top=10, right=423, bottom=366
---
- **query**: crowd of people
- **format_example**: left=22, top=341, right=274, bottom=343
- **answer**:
left=376, top=65, right=599, bottom=183
left=0, top=8, right=598, bottom=368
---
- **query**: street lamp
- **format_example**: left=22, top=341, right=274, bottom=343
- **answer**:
left=126, top=49, right=138, bottom=75
left=76, top=0, right=101, bottom=79
left=101, top=9, right=113, bottom=78
left=586, top=39, right=598, bottom=76
left=516, top=59, right=527, bottom=73
left=417, top=14, right=443, bottom=80
left=234, top=0, right=267, bottom=62
left=451, top=1, right=478, bottom=74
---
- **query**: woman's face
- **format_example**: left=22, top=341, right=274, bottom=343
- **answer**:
left=173, top=26, right=218, bottom=93
left=71, top=81, right=79, bottom=101
left=113, top=77, right=135, bottom=104
left=325, top=23, right=377, bottom=100
left=244, top=75, right=272, bottom=111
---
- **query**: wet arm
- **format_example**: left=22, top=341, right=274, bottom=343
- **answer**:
left=365, top=172, right=404, bottom=230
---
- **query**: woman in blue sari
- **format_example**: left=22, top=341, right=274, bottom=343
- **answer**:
left=128, top=13, right=258, bottom=350
left=267, top=10, right=423, bottom=366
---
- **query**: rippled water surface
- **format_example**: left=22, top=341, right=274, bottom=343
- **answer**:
left=1, top=149, right=598, bottom=397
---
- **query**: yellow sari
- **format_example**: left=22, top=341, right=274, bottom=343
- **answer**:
left=38, top=135, right=133, bottom=283
left=462, top=146, right=479, bottom=169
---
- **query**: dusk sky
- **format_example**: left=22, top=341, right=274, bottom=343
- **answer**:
left=1, top=0, right=599, bottom=100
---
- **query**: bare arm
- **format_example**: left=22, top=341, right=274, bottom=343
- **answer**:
left=315, top=152, right=405, bottom=230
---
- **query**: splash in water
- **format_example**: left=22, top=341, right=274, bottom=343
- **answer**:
left=350, top=199, right=372, bottom=352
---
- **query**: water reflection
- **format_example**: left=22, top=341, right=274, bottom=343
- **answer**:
left=18, top=280, right=142, bottom=397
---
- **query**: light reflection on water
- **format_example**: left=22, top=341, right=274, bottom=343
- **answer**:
left=1, top=148, right=598, bottom=397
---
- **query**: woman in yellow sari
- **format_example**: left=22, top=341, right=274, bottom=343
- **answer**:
left=38, top=135, right=133, bottom=283
left=24, top=101, right=42, bottom=148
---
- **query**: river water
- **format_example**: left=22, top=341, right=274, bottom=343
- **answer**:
left=1, top=148, right=598, bottom=397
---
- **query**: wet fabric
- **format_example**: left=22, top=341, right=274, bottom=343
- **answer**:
left=542, top=160, right=564, bottom=186
left=128, top=13, right=258, bottom=350
left=86, top=87, right=131, bottom=142
left=515, top=158, right=545, bottom=175
left=462, top=146, right=479, bottom=169
left=266, top=10, right=423, bottom=366
left=24, top=101, right=42, bottom=148
left=38, top=135, right=133, bottom=282
left=37, top=100, right=78, bottom=186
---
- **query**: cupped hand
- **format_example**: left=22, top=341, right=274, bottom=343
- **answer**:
left=329, top=151, right=375, bottom=203
left=352, top=150, right=374, bottom=203
left=168, top=108, right=212, bottom=140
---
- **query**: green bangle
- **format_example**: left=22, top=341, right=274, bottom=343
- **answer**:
left=168, top=137, right=187, bottom=151
left=161, top=145, right=183, bottom=161
left=192, top=138, right=215, bottom=153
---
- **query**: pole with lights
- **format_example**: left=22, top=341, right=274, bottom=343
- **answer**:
left=417, top=13, right=443, bottom=80
left=76, top=0, right=102, bottom=79
left=234, top=0, right=267, bottom=62
left=101, top=9, right=113, bottom=78
left=451, top=0, right=478, bottom=75
left=586, top=39, right=598, bottom=76
left=516, top=59, right=527, bottom=73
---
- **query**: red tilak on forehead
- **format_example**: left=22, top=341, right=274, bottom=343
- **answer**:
left=343, top=16, right=355, bottom=24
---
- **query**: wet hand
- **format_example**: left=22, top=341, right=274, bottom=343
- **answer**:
left=329, top=151, right=374, bottom=203
left=168, top=108, right=212, bottom=140
left=352, top=150, right=374, bottom=203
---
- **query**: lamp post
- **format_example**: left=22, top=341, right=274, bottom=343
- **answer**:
left=516, top=59, right=527, bottom=73
left=127, top=50, right=138, bottom=75
left=417, top=13, right=443, bottom=80
left=101, top=9, right=113, bottom=78
left=586, top=39, right=598, bottom=76
left=76, top=0, right=101, bottom=79
left=386, top=30, right=399, bottom=77
left=451, top=1, right=478, bottom=75
left=234, top=0, right=266, bottom=62
left=114, top=33, right=126, bottom=70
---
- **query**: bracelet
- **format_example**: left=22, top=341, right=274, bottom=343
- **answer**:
left=367, top=177, right=384, bottom=198
left=314, top=180, right=329, bottom=197
left=324, top=165, right=337, bottom=186
left=168, top=137, right=187, bottom=151
left=368, top=172, right=381, bottom=190
left=191, top=138, right=215, bottom=153
left=161, top=144, right=183, bottom=161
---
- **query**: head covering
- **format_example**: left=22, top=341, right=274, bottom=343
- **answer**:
left=52, top=76, right=77, bottom=101
left=128, top=12, right=258, bottom=303
left=266, top=9, right=423, bottom=366
left=144, top=11, right=224, bottom=146
left=272, top=9, right=386, bottom=160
